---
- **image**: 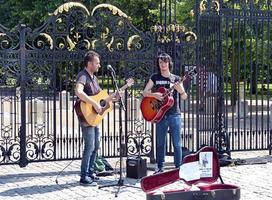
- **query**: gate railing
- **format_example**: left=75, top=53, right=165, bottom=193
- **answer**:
left=1, top=1, right=271, bottom=166
left=196, top=0, right=272, bottom=155
left=0, top=3, right=157, bottom=166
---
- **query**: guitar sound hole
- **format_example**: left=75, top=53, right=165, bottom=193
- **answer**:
left=100, top=100, right=106, bottom=108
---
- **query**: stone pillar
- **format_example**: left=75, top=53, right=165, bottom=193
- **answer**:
left=28, top=99, right=44, bottom=123
left=239, top=85, right=245, bottom=100
left=235, top=101, right=249, bottom=118
left=127, top=97, right=141, bottom=121
left=34, top=99, right=44, bottom=123
left=180, top=98, right=189, bottom=112
left=269, top=103, right=272, bottom=128
left=236, top=85, right=248, bottom=118
left=2, top=101, right=11, bottom=125
left=59, top=90, right=70, bottom=110
left=205, top=96, right=216, bottom=115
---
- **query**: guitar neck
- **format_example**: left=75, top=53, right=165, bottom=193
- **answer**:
left=108, top=83, right=130, bottom=100
left=119, top=83, right=131, bottom=91
left=164, top=71, right=196, bottom=97
left=163, top=75, right=186, bottom=97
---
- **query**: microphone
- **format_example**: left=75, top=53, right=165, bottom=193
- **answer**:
left=107, top=64, right=115, bottom=74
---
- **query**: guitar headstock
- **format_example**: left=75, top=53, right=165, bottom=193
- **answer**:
left=181, top=67, right=198, bottom=91
left=186, top=67, right=198, bottom=79
left=126, top=78, right=134, bottom=87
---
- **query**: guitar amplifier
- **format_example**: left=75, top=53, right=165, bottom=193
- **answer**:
left=126, top=157, right=147, bottom=179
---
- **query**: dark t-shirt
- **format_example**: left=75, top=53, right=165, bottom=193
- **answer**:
left=76, top=69, right=101, bottom=97
left=150, top=73, right=181, bottom=115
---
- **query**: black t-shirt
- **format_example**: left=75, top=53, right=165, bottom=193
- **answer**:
left=76, top=69, right=101, bottom=96
left=150, top=73, right=181, bottom=115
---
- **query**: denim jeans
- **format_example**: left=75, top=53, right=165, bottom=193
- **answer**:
left=156, top=114, right=182, bottom=170
left=80, top=126, right=100, bottom=177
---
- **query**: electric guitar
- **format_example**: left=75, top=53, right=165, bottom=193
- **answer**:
left=140, top=68, right=197, bottom=123
left=75, top=78, right=134, bottom=126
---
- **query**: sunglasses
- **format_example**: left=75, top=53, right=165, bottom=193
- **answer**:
left=158, top=55, right=171, bottom=62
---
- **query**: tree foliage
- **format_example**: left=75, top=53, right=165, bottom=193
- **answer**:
left=0, top=0, right=65, bottom=29
left=0, top=0, right=194, bottom=31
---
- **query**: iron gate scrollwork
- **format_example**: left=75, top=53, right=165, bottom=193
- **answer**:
left=1, top=0, right=271, bottom=166
left=0, top=25, right=21, bottom=165
left=0, top=2, right=156, bottom=166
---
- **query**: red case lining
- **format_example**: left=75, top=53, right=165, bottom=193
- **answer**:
left=141, top=146, right=233, bottom=193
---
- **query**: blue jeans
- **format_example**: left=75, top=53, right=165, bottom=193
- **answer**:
left=80, top=126, right=100, bottom=177
left=156, top=114, right=182, bottom=169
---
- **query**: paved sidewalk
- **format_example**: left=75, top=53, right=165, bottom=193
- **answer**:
left=0, top=151, right=272, bottom=200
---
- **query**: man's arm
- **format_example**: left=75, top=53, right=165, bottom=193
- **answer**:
left=142, top=79, right=163, bottom=101
left=75, top=83, right=102, bottom=114
left=174, top=82, right=187, bottom=100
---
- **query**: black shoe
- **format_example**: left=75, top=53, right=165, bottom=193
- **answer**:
left=88, top=173, right=100, bottom=181
left=153, top=169, right=164, bottom=174
left=79, top=176, right=97, bottom=186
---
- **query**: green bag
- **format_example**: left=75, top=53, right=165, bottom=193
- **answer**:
left=93, top=156, right=105, bottom=172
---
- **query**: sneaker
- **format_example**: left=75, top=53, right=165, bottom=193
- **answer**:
left=88, top=173, right=100, bottom=181
left=80, top=176, right=97, bottom=186
left=153, top=169, right=164, bottom=174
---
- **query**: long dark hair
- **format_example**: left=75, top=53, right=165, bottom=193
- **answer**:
left=156, top=52, right=173, bottom=72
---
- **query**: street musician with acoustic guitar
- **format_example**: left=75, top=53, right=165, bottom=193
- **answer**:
left=142, top=52, right=187, bottom=174
left=75, top=50, right=125, bottom=185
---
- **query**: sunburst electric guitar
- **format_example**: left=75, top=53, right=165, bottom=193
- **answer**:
left=140, top=68, right=197, bottom=123
left=75, top=78, right=134, bottom=126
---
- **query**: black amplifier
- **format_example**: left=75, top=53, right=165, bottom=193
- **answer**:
left=126, top=157, right=147, bottom=179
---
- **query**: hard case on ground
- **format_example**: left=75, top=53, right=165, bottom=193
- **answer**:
left=141, top=146, right=240, bottom=200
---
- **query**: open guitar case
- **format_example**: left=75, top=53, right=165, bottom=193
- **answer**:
left=141, top=146, right=240, bottom=200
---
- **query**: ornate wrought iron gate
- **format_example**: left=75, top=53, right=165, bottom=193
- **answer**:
left=0, top=3, right=157, bottom=166
left=1, top=1, right=271, bottom=167
left=196, top=0, right=272, bottom=154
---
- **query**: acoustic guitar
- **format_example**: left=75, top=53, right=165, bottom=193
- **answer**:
left=140, top=68, right=197, bottom=123
left=75, top=78, right=134, bottom=126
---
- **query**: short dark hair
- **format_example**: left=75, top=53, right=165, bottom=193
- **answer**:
left=156, top=53, right=173, bottom=72
left=84, top=51, right=100, bottom=67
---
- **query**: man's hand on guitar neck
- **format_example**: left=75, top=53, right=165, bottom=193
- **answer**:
left=173, top=82, right=187, bottom=100
left=112, top=89, right=124, bottom=102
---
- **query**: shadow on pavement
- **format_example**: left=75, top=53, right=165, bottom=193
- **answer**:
left=220, top=155, right=272, bottom=166
left=0, top=182, right=79, bottom=197
left=0, top=170, right=79, bottom=184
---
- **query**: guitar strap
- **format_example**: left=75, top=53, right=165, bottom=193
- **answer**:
left=169, top=73, right=182, bottom=103
left=90, top=77, right=101, bottom=95
left=85, top=69, right=101, bottom=95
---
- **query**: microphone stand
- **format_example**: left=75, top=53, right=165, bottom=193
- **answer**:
left=98, top=70, right=140, bottom=197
